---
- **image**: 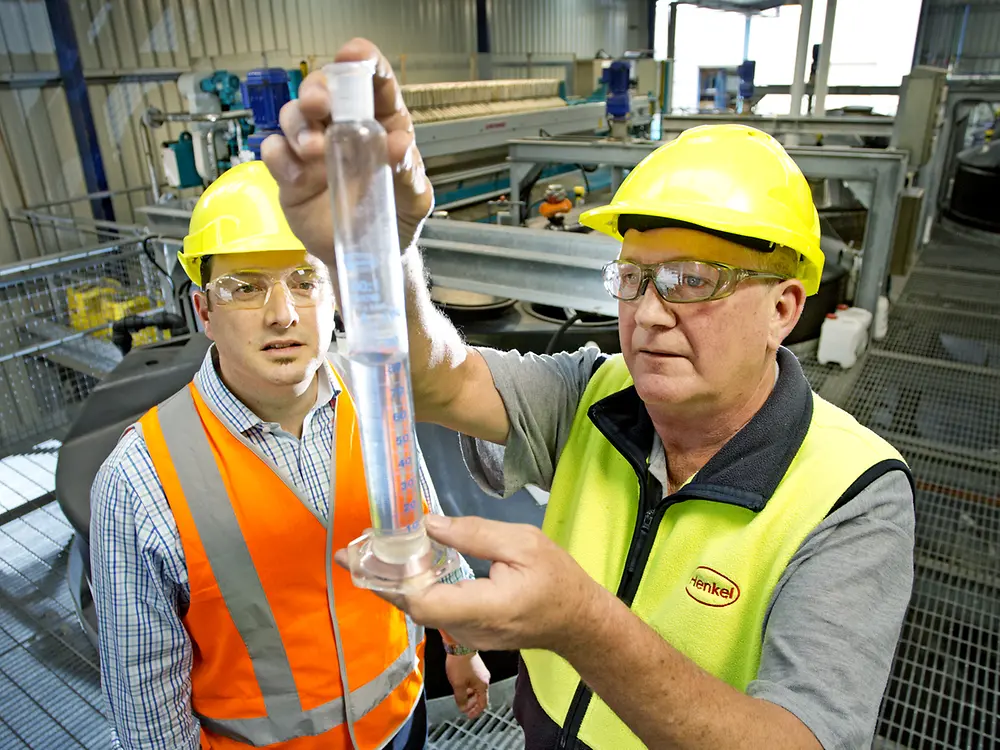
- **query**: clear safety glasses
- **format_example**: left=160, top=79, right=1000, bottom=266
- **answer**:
left=602, top=259, right=789, bottom=304
left=205, top=267, right=331, bottom=309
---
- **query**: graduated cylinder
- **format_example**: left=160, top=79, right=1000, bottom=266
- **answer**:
left=324, top=60, right=458, bottom=591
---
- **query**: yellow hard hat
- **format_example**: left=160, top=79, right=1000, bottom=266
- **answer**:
left=580, top=124, right=824, bottom=295
left=179, top=160, right=305, bottom=287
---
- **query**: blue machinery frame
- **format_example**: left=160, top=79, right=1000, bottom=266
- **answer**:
left=44, top=0, right=116, bottom=224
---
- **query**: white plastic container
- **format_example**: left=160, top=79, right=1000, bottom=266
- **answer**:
left=834, top=304, right=872, bottom=357
left=873, top=295, right=890, bottom=341
left=817, top=313, right=866, bottom=369
left=835, top=303, right=873, bottom=332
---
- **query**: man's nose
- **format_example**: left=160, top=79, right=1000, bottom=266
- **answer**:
left=632, top=283, right=677, bottom=330
left=263, top=282, right=299, bottom=328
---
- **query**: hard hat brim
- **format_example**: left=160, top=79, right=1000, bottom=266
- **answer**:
left=579, top=200, right=823, bottom=296
left=179, top=234, right=307, bottom=288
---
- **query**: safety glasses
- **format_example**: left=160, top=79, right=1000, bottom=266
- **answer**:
left=205, top=267, right=331, bottom=309
left=602, top=259, right=788, bottom=304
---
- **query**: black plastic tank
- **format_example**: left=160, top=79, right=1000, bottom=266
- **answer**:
left=947, top=139, right=1000, bottom=233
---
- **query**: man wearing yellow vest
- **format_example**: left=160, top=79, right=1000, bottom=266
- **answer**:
left=264, top=38, right=915, bottom=750
left=89, top=161, right=490, bottom=749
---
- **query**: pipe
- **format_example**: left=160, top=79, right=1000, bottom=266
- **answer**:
left=111, top=311, right=188, bottom=356
left=140, top=118, right=162, bottom=203
left=954, top=4, right=971, bottom=72
left=790, top=0, right=813, bottom=117
left=24, top=185, right=152, bottom=212
left=813, top=0, right=838, bottom=116
left=146, top=108, right=252, bottom=127
left=743, top=13, right=752, bottom=62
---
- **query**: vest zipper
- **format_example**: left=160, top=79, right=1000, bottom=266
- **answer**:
left=556, top=471, right=664, bottom=749
left=625, top=509, right=656, bottom=576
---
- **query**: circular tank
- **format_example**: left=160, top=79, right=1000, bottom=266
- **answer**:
left=947, top=139, right=1000, bottom=233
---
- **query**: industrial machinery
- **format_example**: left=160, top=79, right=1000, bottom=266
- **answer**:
left=602, top=60, right=633, bottom=139
left=136, top=65, right=653, bottom=235
left=946, top=137, right=1000, bottom=233
left=916, top=74, right=1000, bottom=237
left=141, top=66, right=297, bottom=198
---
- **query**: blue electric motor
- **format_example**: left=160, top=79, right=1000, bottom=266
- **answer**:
left=738, top=60, right=756, bottom=103
left=200, top=71, right=242, bottom=110
left=242, top=68, right=292, bottom=159
left=602, top=60, right=632, bottom=121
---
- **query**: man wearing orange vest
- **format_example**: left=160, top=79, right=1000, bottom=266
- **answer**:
left=89, top=161, right=490, bottom=749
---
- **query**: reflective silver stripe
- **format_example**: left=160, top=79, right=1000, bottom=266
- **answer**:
left=199, top=696, right=345, bottom=745
left=326, top=405, right=362, bottom=749
left=192, top=369, right=329, bottom=526
left=157, top=388, right=302, bottom=719
left=197, top=648, right=417, bottom=744
left=352, top=645, right=418, bottom=719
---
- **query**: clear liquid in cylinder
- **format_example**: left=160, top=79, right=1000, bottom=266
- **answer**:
left=325, top=61, right=457, bottom=590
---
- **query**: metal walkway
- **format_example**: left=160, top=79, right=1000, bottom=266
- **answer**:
left=867, top=226, right=1000, bottom=750
left=1, top=226, right=998, bottom=748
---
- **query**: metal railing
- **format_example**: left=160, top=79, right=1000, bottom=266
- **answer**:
left=4, top=186, right=161, bottom=261
left=0, top=239, right=172, bottom=457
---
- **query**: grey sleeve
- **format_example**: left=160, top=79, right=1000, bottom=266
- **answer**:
left=747, top=470, right=915, bottom=750
left=458, top=346, right=605, bottom=498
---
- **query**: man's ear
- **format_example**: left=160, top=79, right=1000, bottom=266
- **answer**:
left=768, top=279, right=807, bottom=350
left=192, top=291, right=215, bottom=340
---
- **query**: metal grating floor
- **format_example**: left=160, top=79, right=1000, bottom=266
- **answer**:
left=899, top=268, right=1000, bottom=318
left=2, top=224, right=1000, bottom=748
left=868, top=226, right=1000, bottom=750
left=843, top=353, right=1000, bottom=459
left=878, top=305, right=1000, bottom=370
left=428, top=705, right=524, bottom=750
left=0, top=444, right=108, bottom=750
left=917, top=230, right=1000, bottom=276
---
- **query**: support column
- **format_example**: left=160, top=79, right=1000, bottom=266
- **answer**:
left=475, top=0, right=493, bottom=80
left=813, top=0, right=838, bottom=116
left=667, top=2, right=678, bottom=61
left=789, top=0, right=813, bottom=117
left=45, top=0, right=115, bottom=223
left=666, top=1, right=678, bottom=114
left=648, top=0, right=657, bottom=51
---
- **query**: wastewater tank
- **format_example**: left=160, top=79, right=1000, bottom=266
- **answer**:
left=947, top=139, right=1000, bottom=233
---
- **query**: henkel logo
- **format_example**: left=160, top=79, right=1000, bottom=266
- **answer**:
left=686, top=566, right=741, bottom=608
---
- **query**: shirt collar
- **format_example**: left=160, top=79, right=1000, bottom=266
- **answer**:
left=588, top=347, right=813, bottom=512
left=193, top=344, right=341, bottom=435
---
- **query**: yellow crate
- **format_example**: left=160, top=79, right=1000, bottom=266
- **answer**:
left=67, top=281, right=122, bottom=334
left=67, top=283, right=163, bottom=346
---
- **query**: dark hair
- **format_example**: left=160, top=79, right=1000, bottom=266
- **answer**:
left=200, top=255, right=214, bottom=288
left=616, top=214, right=777, bottom=255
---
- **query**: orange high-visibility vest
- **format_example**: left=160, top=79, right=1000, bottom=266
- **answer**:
left=138, top=372, right=424, bottom=749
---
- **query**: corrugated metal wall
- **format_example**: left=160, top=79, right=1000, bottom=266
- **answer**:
left=0, top=0, right=643, bottom=265
left=915, top=0, right=1000, bottom=73
left=491, top=0, right=636, bottom=81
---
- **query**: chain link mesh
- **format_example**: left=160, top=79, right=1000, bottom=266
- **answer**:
left=0, top=241, right=170, bottom=457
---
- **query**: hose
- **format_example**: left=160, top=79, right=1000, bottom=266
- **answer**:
left=544, top=312, right=584, bottom=355
left=111, top=311, right=189, bottom=356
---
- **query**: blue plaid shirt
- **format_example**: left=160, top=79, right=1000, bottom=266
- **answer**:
left=90, top=348, right=473, bottom=750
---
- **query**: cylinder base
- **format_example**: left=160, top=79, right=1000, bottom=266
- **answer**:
left=347, top=525, right=460, bottom=594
